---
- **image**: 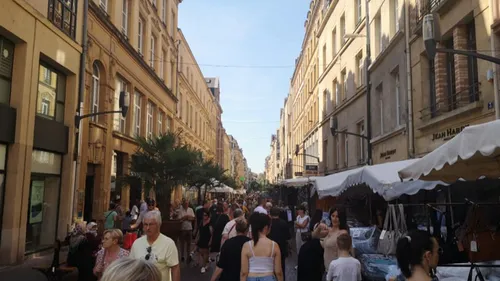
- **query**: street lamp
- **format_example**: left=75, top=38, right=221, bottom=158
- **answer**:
left=422, top=13, right=500, bottom=119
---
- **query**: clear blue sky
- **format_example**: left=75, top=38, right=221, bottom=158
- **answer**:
left=179, top=0, right=308, bottom=173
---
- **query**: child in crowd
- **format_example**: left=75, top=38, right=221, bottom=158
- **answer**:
left=326, top=233, right=362, bottom=281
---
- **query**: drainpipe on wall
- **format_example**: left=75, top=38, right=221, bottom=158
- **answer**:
left=404, top=0, right=415, bottom=158
left=490, top=0, right=500, bottom=120
left=72, top=0, right=89, bottom=223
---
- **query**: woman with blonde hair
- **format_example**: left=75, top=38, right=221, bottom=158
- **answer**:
left=100, top=257, right=161, bottom=281
left=93, top=229, right=129, bottom=279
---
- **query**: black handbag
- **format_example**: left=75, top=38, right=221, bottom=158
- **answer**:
left=300, top=231, right=312, bottom=242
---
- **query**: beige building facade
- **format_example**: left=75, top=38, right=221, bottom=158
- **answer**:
left=318, top=0, right=368, bottom=174
left=176, top=30, right=217, bottom=159
left=368, top=0, right=409, bottom=164
left=290, top=0, right=321, bottom=178
left=76, top=0, right=181, bottom=224
left=409, top=0, right=496, bottom=157
left=0, top=0, right=84, bottom=265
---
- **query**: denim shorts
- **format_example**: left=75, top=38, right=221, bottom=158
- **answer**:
left=247, top=275, right=276, bottom=281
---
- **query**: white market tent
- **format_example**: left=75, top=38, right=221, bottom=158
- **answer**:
left=398, top=120, right=500, bottom=183
left=281, top=160, right=445, bottom=201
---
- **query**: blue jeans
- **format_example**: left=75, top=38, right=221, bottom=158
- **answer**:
left=247, top=275, right=276, bottom=281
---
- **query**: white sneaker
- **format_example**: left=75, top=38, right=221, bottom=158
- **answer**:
left=201, top=267, right=206, bottom=274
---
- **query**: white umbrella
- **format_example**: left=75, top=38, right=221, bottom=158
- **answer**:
left=398, top=119, right=500, bottom=183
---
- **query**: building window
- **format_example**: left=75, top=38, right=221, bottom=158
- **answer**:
left=335, top=135, right=339, bottom=168
left=393, top=71, right=401, bottom=127
left=322, top=44, right=327, bottom=71
left=377, top=84, right=384, bottom=135
left=0, top=145, right=6, bottom=241
left=134, top=92, right=141, bottom=136
left=343, top=132, right=348, bottom=167
left=355, top=52, right=363, bottom=87
left=392, top=0, right=399, bottom=33
left=114, top=77, right=127, bottom=133
left=138, top=17, right=144, bottom=55
left=444, top=37, right=456, bottom=111
left=429, top=58, right=436, bottom=118
left=147, top=101, right=154, bottom=138
left=160, top=50, right=165, bottom=79
left=162, top=0, right=167, bottom=22
left=99, top=0, right=107, bottom=11
left=340, top=14, right=346, bottom=46
left=323, top=90, right=328, bottom=116
left=171, top=61, right=175, bottom=89
left=333, top=79, right=340, bottom=106
left=357, top=122, right=365, bottom=163
left=341, top=69, right=347, bottom=100
left=0, top=37, right=14, bottom=105
left=166, top=116, right=172, bottom=131
left=122, top=0, right=128, bottom=35
left=375, top=13, right=382, bottom=55
left=150, top=35, right=156, bottom=69
left=467, top=20, right=479, bottom=102
left=356, top=0, right=362, bottom=25
left=171, top=10, right=175, bottom=36
left=25, top=150, right=62, bottom=254
left=157, top=111, right=163, bottom=135
left=48, top=0, right=77, bottom=38
left=332, top=28, right=337, bottom=56
left=91, top=62, right=100, bottom=122
left=36, top=64, right=66, bottom=122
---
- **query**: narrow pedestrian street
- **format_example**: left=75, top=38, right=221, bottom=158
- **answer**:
left=180, top=251, right=297, bottom=281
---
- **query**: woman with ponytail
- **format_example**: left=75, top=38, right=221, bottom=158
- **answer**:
left=395, top=230, right=440, bottom=281
left=240, top=213, right=283, bottom=281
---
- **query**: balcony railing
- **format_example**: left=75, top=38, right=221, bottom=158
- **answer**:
left=419, top=82, right=481, bottom=121
left=414, top=0, right=451, bottom=28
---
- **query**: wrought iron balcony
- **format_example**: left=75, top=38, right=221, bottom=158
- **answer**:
left=419, top=82, right=481, bottom=121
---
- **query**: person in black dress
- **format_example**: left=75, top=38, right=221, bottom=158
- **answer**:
left=297, top=222, right=329, bottom=281
left=209, top=218, right=250, bottom=281
left=210, top=203, right=229, bottom=255
left=269, top=207, right=291, bottom=281
left=196, top=209, right=212, bottom=274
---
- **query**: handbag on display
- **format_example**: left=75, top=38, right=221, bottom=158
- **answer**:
left=378, top=204, right=406, bottom=256
left=455, top=205, right=500, bottom=263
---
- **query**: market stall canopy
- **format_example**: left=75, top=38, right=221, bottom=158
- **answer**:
left=316, top=160, right=446, bottom=200
left=279, top=176, right=321, bottom=188
left=398, top=120, right=500, bottom=183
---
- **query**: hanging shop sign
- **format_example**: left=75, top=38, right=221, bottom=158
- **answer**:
left=304, top=165, right=318, bottom=176
left=431, top=124, right=469, bottom=142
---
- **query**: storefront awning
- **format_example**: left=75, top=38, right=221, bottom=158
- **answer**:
left=279, top=176, right=321, bottom=188
left=398, top=120, right=500, bottom=183
left=314, top=160, right=445, bottom=200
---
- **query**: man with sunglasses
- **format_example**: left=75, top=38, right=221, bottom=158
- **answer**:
left=130, top=210, right=180, bottom=281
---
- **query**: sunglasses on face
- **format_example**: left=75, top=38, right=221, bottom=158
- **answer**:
left=146, top=246, right=152, bottom=260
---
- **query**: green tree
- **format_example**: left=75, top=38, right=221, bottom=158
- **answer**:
left=188, top=156, right=232, bottom=205
left=128, top=131, right=199, bottom=219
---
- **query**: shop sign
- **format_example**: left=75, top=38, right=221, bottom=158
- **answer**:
left=294, top=172, right=303, bottom=177
left=380, top=149, right=397, bottom=160
left=304, top=165, right=318, bottom=176
left=431, top=124, right=469, bottom=141
left=29, top=180, right=45, bottom=224
left=0, top=144, right=6, bottom=170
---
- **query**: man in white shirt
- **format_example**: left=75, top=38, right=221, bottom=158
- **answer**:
left=221, top=208, right=244, bottom=246
left=326, top=233, right=361, bottom=281
left=130, top=211, right=180, bottom=281
left=253, top=197, right=268, bottom=215
left=176, top=199, right=195, bottom=262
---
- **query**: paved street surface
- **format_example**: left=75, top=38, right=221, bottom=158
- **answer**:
left=181, top=247, right=298, bottom=281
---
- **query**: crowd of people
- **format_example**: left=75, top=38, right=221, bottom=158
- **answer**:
left=62, top=195, right=441, bottom=281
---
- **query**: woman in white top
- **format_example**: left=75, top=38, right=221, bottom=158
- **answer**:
left=295, top=205, right=310, bottom=258
left=241, top=213, right=283, bottom=281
